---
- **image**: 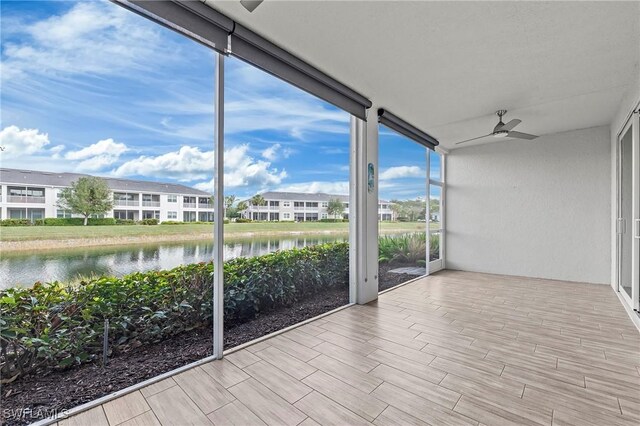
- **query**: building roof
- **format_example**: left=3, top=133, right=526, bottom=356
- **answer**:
left=248, top=191, right=391, bottom=203
left=0, top=168, right=211, bottom=196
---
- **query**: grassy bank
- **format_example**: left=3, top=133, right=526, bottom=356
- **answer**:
left=0, top=221, right=430, bottom=242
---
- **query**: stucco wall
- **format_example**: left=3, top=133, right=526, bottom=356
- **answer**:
left=446, top=126, right=611, bottom=284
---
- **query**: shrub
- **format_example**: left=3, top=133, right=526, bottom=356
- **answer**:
left=0, top=242, right=349, bottom=381
left=115, top=219, right=136, bottom=225
left=235, top=218, right=252, bottom=223
left=37, top=218, right=117, bottom=226
left=378, top=233, right=427, bottom=265
left=318, top=218, right=343, bottom=223
left=140, top=218, right=159, bottom=225
left=0, top=219, right=32, bottom=227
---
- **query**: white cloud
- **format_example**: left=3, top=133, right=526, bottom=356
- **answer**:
left=66, top=138, right=128, bottom=160
left=379, top=166, right=424, bottom=180
left=261, top=144, right=281, bottom=161
left=65, top=138, right=128, bottom=171
left=194, top=145, right=287, bottom=191
left=50, top=145, right=65, bottom=159
left=114, top=145, right=214, bottom=181
left=2, top=2, right=169, bottom=80
left=114, top=144, right=286, bottom=190
left=0, top=125, right=50, bottom=158
left=274, top=181, right=349, bottom=195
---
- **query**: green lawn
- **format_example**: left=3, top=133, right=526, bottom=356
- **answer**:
left=0, top=221, right=436, bottom=242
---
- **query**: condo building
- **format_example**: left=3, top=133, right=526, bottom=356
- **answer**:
left=241, top=191, right=396, bottom=222
left=0, top=168, right=214, bottom=222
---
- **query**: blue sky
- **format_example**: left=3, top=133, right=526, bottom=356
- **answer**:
left=0, top=0, right=440, bottom=201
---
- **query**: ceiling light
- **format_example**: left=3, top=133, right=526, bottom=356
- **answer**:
left=493, top=131, right=508, bottom=138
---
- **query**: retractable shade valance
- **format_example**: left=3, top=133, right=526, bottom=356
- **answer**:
left=112, top=1, right=372, bottom=120
left=114, top=0, right=233, bottom=53
left=377, top=109, right=439, bottom=149
left=229, top=24, right=372, bottom=120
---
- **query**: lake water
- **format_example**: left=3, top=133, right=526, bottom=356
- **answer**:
left=0, top=234, right=350, bottom=289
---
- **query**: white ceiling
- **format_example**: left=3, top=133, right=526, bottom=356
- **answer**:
left=206, top=0, right=640, bottom=150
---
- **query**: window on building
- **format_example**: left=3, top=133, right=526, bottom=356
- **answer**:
left=294, top=201, right=304, bottom=208
left=321, top=213, right=327, bottom=219
left=167, top=195, right=177, bottom=203
left=167, top=211, right=177, bottom=220
left=283, top=213, right=291, bottom=219
left=321, top=202, right=328, bottom=208
left=269, top=201, right=279, bottom=207
left=183, top=211, right=197, bottom=222
left=283, top=201, right=290, bottom=207
left=306, top=202, right=318, bottom=208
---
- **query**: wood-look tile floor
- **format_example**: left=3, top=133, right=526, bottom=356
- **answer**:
left=59, top=270, right=640, bottom=426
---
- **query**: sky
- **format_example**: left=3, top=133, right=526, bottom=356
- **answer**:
left=0, top=0, right=441, bottom=201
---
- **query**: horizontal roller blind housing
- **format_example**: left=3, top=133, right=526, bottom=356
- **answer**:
left=378, top=109, right=439, bottom=149
left=113, top=0, right=233, bottom=53
left=230, top=23, right=371, bottom=120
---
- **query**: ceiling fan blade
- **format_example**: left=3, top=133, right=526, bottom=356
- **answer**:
left=241, top=0, right=263, bottom=12
left=507, top=131, right=538, bottom=140
left=454, top=134, right=492, bottom=145
left=500, top=119, right=521, bottom=132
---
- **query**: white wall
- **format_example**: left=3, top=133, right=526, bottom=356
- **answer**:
left=446, top=126, right=611, bottom=284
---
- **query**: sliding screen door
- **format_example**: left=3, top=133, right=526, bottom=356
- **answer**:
left=617, top=111, right=640, bottom=311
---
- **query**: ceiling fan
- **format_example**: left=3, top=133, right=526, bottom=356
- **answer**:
left=454, top=110, right=538, bottom=145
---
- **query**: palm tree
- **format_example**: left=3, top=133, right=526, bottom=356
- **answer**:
left=250, top=194, right=266, bottom=207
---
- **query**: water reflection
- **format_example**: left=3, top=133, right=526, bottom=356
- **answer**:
left=0, top=235, right=349, bottom=288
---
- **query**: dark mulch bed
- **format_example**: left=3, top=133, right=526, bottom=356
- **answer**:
left=2, top=270, right=416, bottom=425
left=378, top=262, right=422, bottom=292
left=2, top=287, right=349, bottom=426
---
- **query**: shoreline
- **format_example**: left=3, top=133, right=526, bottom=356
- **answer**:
left=1, top=229, right=357, bottom=253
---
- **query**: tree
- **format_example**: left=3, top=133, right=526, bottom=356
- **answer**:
left=250, top=194, right=266, bottom=207
left=326, top=198, right=344, bottom=219
left=236, top=201, right=249, bottom=219
left=429, top=198, right=440, bottom=222
left=224, top=195, right=237, bottom=218
left=57, top=177, right=114, bottom=225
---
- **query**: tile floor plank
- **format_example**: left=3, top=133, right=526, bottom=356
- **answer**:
left=302, top=370, right=387, bottom=422
left=102, top=391, right=150, bottom=426
left=173, top=366, right=235, bottom=414
left=294, top=391, right=372, bottom=426
left=228, top=378, right=306, bottom=426
left=207, top=401, right=267, bottom=426
left=244, top=361, right=313, bottom=404
left=146, top=385, right=212, bottom=425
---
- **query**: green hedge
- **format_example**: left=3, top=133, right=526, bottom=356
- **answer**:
left=0, top=242, right=348, bottom=381
left=140, top=218, right=159, bottom=225
left=35, top=218, right=117, bottom=226
left=160, top=221, right=216, bottom=225
left=0, top=219, right=32, bottom=227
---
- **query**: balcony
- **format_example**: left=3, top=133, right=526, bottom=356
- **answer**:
left=114, top=200, right=139, bottom=207
left=142, top=201, right=161, bottom=207
left=58, top=270, right=640, bottom=426
left=6, top=195, right=45, bottom=203
left=183, top=203, right=197, bottom=208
